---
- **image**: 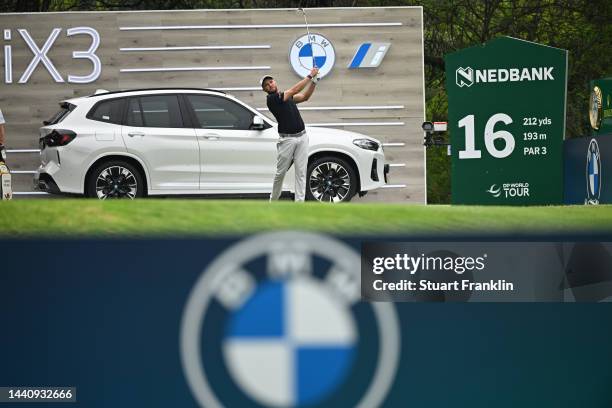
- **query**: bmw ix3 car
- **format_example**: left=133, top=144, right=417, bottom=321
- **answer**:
left=35, top=88, right=388, bottom=202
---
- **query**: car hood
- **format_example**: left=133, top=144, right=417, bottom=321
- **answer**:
left=304, top=126, right=381, bottom=144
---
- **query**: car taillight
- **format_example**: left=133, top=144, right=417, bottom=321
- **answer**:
left=44, top=130, right=76, bottom=147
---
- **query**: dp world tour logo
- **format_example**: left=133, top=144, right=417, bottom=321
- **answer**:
left=290, top=34, right=335, bottom=79
left=486, top=184, right=502, bottom=198
left=456, top=66, right=474, bottom=87
left=487, top=182, right=530, bottom=199
left=586, top=139, right=601, bottom=205
left=180, top=231, right=400, bottom=408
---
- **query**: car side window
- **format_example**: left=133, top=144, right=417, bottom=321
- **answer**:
left=186, top=94, right=253, bottom=130
left=88, top=98, right=125, bottom=125
left=126, top=98, right=144, bottom=127
left=127, top=95, right=183, bottom=128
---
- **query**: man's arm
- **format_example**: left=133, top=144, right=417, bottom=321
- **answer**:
left=0, top=124, right=5, bottom=146
left=283, top=67, right=319, bottom=102
left=293, top=81, right=316, bottom=104
left=282, top=77, right=311, bottom=102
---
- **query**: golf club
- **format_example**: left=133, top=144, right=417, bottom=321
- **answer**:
left=297, top=8, right=316, bottom=69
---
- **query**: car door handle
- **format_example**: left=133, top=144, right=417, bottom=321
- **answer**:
left=202, top=134, right=220, bottom=140
left=127, top=132, right=145, bottom=138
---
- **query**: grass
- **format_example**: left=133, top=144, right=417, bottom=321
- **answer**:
left=0, top=199, right=611, bottom=237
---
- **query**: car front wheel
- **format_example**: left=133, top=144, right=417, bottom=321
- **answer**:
left=306, top=156, right=358, bottom=203
left=86, top=160, right=144, bottom=199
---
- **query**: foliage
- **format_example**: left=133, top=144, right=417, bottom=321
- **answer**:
left=420, top=0, right=612, bottom=202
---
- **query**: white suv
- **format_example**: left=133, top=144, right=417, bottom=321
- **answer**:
left=35, top=88, right=388, bottom=202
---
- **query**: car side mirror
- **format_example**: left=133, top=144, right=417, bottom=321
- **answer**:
left=251, top=116, right=265, bottom=130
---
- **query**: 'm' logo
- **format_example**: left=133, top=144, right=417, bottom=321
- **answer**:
left=180, top=231, right=400, bottom=408
left=456, top=66, right=474, bottom=87
left=289, top=34, right=336, bottom=79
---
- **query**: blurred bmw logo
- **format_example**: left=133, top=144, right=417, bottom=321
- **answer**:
left=585, top=139, right=601, bottom=205
left=180, top=231, right=400, bottom=408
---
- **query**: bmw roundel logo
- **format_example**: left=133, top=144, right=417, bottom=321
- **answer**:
left=289, top=34, right=336, bottom=79
left=180, top=231, right=400, bottom=408
left=586, top=139, right=601, bottom=204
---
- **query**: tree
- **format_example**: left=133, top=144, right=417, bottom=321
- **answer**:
left=419, top=0, right=612, bottom=202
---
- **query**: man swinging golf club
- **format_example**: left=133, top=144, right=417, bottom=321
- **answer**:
left=261, top=66, right=319, bottom=202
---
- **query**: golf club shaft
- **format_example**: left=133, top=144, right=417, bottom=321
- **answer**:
left=299, top=8, right=316, bottom=68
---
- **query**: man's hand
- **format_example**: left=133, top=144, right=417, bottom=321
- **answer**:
left=308, top=67, right=320, bottom=84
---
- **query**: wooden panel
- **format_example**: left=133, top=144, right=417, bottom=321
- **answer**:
left=0, top=7, right=425, bottom=203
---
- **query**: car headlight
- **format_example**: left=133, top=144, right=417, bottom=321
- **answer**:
left=353, top=139, right=379, bottom=151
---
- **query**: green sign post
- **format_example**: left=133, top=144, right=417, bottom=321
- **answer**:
left=446, top=37, right=567, bottom=205
left=590, top=77, right=612, bottom=136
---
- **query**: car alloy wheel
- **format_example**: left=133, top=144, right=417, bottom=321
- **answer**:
left=309, top=161, right=351, bottom=203
left=95, top=165, right=138, bottom=199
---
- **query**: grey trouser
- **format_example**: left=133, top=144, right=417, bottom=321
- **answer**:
left=270, top=132, right=309, bottom=202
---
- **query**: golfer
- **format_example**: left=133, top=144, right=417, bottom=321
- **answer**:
left=260, top=67, right=319, bottom=202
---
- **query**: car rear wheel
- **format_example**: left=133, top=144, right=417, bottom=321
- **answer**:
left=86, top=160, right=144, bottom=199
left=306, top=156, right=358, bottom=203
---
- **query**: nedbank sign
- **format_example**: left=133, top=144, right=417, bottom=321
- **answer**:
left=446, top=36, right=567, bottom=205
left=456, top=66, right=555, bottom=87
